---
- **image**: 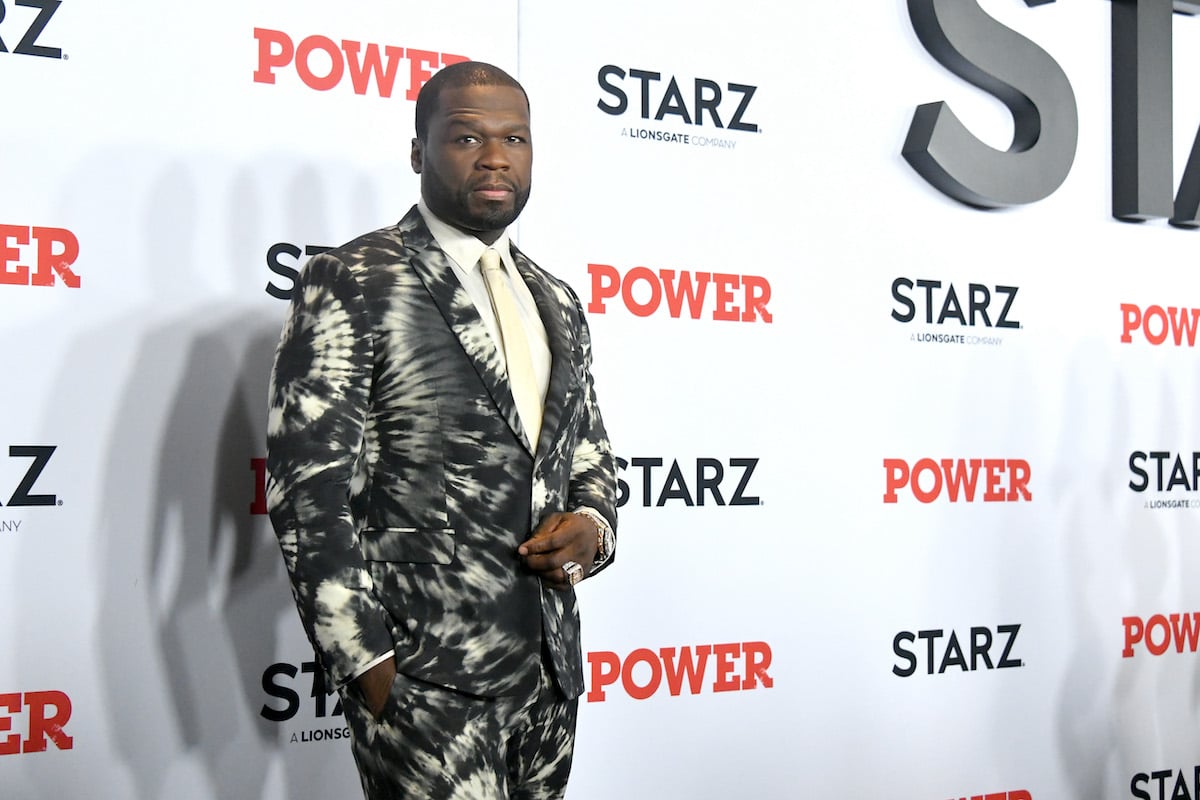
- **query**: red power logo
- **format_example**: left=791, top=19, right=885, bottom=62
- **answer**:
left=1121, top=303, right=1200, bottom=347
left=586, top=641, right=773, bottom=702
left=0, top=226, right=79, bottom=288
left=0, top=691, right=73, bottom=755
left=883, top=458, right=1032, bottom=503
left=253, top=28, right=466, bottom=99
left=1123, top=613, right=1200, bottom=657
left=587, top=264, right=772, bottom=322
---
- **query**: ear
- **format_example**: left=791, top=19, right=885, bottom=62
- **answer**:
left=410, top=137, right=423, bottom=174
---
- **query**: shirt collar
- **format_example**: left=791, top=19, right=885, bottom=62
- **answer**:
left=418, top=199, right=516, bottom=275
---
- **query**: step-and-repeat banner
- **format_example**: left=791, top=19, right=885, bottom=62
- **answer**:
left=4, top=1, right=1200, bottom=798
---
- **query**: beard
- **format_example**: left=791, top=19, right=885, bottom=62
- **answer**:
left=422, top=171, right=531, bottom=236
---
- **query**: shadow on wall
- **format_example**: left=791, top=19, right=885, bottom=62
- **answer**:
left=19, top=155, right=357, bottom=800
left=15, top=136, right=392, bottom=796
left=102, top=303, right=287, bottom=800
left=1050, top=339, right=1185, bottom=796
left=95, top=160, right=300, bottom=800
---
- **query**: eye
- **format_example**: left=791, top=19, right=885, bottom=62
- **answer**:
left=505, top=136, right=528, bottom=144
left=458, top=135, right=481, bottom=144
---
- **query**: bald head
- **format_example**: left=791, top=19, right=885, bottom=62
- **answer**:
left=414, top=61, right=529, bottom=143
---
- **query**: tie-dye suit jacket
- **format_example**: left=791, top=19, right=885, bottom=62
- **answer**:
left=265, top=206, right=617, bottom=700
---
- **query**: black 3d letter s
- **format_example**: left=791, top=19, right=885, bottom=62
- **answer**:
left=903, top=0, right=1078, bottom=207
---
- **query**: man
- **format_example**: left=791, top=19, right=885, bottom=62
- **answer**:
left=265, top=61, right=618, bottom=799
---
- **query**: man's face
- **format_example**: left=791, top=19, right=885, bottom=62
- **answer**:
left=412, top=84, right=532, bottom=244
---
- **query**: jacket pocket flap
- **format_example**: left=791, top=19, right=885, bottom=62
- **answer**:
left=360, top=527, right=455, bottom=564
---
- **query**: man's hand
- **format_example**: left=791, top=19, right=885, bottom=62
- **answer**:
left=518, top=512, right=599, bottom=590
left=355, top=658, right=397, bottom=721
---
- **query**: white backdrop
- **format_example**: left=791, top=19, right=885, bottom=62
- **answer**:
left=3, top=1, right=1200, bottom=798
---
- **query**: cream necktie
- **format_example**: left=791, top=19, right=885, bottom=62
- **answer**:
left=480, top=247, right=542, bottom=447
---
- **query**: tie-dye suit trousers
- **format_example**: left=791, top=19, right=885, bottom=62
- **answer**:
left=338, top=658, right=579, bottom=800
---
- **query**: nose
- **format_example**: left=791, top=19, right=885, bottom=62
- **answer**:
left=477, top=138, right=510, bottom=170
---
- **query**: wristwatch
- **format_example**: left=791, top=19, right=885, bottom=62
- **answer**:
left=575, top=508, right=615, bottom=566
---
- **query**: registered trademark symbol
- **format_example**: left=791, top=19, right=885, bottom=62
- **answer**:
left=62, top=53, right=69, bottom=61
left=57, top=499, right=63, bottom=506
left=758, top=500, right=765, bottom=506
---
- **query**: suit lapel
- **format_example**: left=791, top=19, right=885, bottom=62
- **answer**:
left=513, top=247, right=580, bottom=463
left=396, top=208, right=532, bottom=452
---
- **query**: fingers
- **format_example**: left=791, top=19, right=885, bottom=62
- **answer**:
left=517, top=512, right=576, bottom=557
left=517, top=512, right=597, bottom=589
left=522, top=551, right=582, bottom=580
left=540, top=573, right=571, bottom=592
